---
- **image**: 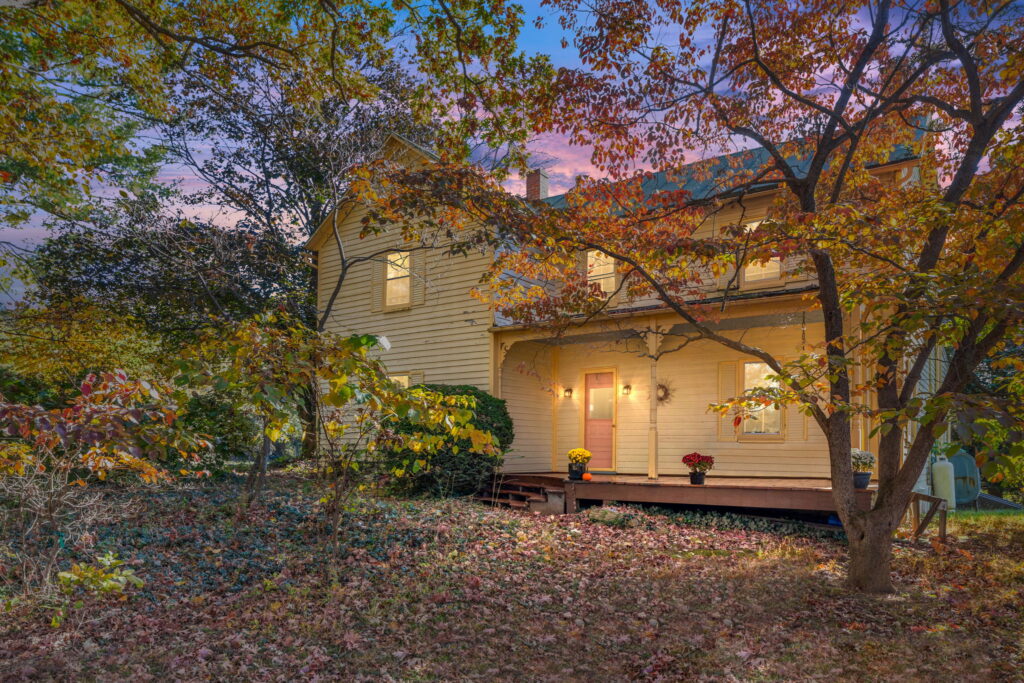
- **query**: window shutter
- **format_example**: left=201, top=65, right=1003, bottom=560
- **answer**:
left=369, top=257, right=384, bottom=313
left=411, top=250, right=427, bottom=306
left=409, top=370, right=425, bottom=386
left=717, top=360, right=738, bottom=441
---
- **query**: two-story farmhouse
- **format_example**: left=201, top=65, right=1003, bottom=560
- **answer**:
left=308, top=134, right=928, bottom=511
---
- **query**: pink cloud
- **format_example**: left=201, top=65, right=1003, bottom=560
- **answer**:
left=501, top=133, right=601, bottom=197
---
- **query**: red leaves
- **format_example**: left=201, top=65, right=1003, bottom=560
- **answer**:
left=0, top=371, right=204, bottom=484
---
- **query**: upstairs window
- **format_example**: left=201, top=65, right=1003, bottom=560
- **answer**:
left=742, top=361, right=782, bottom=436
left=586, top=250, right=616, bottom=295
left=742, top=221, right=782, bottom=283
left=384, top=251, right=411, bottom=308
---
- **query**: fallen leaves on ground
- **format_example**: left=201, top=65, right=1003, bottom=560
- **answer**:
left=1, top=476, right=1021, bottom=681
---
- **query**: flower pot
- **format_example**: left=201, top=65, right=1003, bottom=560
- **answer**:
left=568, top=463, right=587, bottom=480
left=689, top=471, right=705, bottom=485
left=853, top=471, right=871, bottom=489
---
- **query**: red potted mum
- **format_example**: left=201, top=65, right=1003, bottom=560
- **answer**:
left=682, top=452, right=714, bottom=485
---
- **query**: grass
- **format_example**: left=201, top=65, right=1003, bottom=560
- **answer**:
left=1, top=476, right=1022, bottom=681
left=949, top=508, right=1024, bottom=519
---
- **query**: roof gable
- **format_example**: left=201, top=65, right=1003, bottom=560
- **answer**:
left=305, top=132, right=436, bottom=252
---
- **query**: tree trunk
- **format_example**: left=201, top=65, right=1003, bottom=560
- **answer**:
left=297, top=387, right=318, bottom=462
left=242, top=430, right=271, bottom=511
left=845, top=514, right=896, bottom=593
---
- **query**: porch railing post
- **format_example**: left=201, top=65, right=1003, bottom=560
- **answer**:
left=647, top=322, right=659, bottom=480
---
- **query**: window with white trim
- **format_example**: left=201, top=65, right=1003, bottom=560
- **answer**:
left=390, top=374, right=410, bottom=389
left=742, top=221, right=782, bottom=283
left=741, top=361, right=782, bottom=435
left=384, top=251, right=411, bottom=308
left=586, top=250, right=616, bottom=295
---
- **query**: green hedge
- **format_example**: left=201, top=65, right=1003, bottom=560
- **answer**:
left=383, top=384, right=513, bottom=497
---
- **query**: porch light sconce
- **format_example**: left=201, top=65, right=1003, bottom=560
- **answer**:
left=563, top=387, right=573, bottom=399
left=622, top=384, right=632, bottom=396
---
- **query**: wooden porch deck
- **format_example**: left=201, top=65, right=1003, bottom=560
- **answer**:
left=508, top=472, right=873, bottom=514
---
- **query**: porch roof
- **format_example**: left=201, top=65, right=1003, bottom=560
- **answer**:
left=490, top=283, right=820, bottom=332
left=491, top=306, right=824, bottom=347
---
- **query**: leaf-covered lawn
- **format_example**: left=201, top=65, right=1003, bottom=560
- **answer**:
left=2, top=477, right=1022, bottom=681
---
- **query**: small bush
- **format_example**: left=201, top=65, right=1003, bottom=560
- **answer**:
left=586, top=505, right=646, bottom=528
left=383, top=384, right=512, bottom=498
left=178, top=392, right=259, bottom=473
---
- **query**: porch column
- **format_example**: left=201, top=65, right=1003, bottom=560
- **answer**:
left=550, top=346, right=560, bottom=471
left=647, top=324, right=659, bottom=480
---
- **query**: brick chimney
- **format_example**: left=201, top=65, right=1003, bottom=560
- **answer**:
left=525, top=168, right=549, bottom=200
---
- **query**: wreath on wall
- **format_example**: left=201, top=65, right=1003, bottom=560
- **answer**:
left=656, top=381, right=674, bottom=405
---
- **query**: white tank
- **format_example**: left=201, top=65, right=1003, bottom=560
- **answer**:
left=932, top=455, right=956, bottom=511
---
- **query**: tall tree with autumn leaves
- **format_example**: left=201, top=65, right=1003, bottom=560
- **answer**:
left=363, top=0, right=1024, bottom=592
left=0, top=0, right=548, bottom=227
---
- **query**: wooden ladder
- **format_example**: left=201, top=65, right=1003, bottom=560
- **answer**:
left=906, top=492, right=948, bottom=542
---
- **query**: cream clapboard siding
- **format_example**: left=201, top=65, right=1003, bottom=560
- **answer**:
left=655, top=323, right=828, bottom=477
left=499, top=342, right=555, bottom=472
left=604, top=191, right=813, bottom=314
left=534, top=321, right=829, bottom=477
left=315, top=204, right=494, bottom=389
left=909, top=341, right=952, bottom=493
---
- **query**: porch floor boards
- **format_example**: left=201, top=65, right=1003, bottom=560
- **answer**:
left=511, top=472, right=873, bottom=513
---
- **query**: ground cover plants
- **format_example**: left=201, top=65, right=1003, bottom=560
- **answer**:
left=1, top=475, right=1020, bottom=681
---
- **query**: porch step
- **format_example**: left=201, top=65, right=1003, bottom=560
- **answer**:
left=501, top=475, right=568, bottom=489
left=473, top=495, right=529, bottom=509
left=474, top=475, right=567, bottom=514
left=493, top=487, right=547, bottom=502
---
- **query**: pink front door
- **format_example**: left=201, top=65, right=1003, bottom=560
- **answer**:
left=584, top=372, right=615, bottom=470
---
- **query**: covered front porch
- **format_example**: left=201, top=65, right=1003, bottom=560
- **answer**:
left=493, top=297, right=874, bottom=481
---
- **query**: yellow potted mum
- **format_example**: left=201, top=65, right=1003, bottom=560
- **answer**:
left=567, top=448, right=592, bottom=480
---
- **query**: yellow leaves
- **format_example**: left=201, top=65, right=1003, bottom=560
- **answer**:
left=324, top=421, right=347, bottom=439
left=0, top=302, right=162, bottom=386
left=0, top=442, right=36, bottom=477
